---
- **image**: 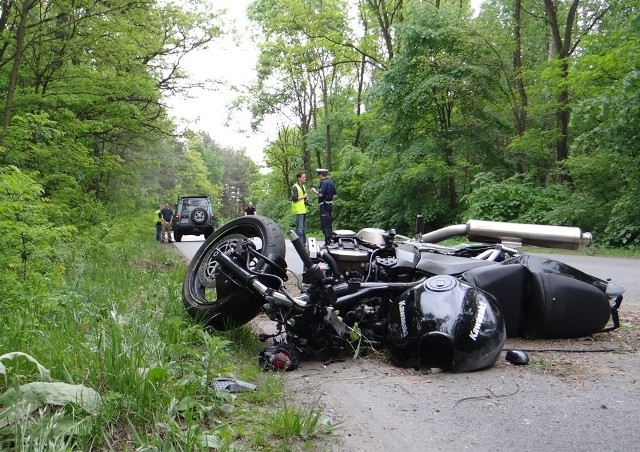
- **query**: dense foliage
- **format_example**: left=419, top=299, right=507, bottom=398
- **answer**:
left=244, top=0, right=640, bottom=249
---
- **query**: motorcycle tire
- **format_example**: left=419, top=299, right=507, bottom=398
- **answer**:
left=182, top=215, right=287, bottom=331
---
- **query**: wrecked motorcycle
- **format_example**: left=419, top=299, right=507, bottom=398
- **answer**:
left=182, top=216, right=624, bottom=372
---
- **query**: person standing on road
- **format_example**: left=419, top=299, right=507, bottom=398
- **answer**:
left=311, top=168, right=337, bottom=244
left=244, top=202, right=256, bottom=215
left=291, top=172, right=309, bottom=244
left=160, top=203, right=174, bottom=243
left=154, top=205, right=162, bottom=242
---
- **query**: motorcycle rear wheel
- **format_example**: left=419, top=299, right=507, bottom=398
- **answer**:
left=182, top=215, right=287, bottom=330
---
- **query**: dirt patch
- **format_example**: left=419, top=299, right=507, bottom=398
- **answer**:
left=135, top=259, right=173, bottom=272
left=501, top=303, right=640, bottom=382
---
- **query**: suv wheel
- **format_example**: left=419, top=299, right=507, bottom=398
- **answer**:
left=174, top=231, right=183, bottom=242
left=191, top=208, right=208, bottom=225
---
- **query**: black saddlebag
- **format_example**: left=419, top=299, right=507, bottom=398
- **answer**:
left=524, top=271, right=611, bottom=338
left=463, top=260, right=612, bottom=339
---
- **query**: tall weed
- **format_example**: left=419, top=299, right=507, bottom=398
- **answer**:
left=0, top=216, right=332, bottom=450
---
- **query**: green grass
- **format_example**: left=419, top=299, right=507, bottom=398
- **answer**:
left=0, top=220, right=335, bottom=450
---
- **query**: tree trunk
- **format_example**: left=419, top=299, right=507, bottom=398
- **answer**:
left=512, top=0, right=529, bottom=172
left=366, top=0, right=404, bottom=62
left=513, top=0, right=527, bottom=136
left=353, top=53, right=366, bottom=149
left=543, top=0, right=578, bottom=165
left=444, top=146, right=457, bottom=209
left=555, top=60, right=570, bottom=161
left=1, top=0, right=37, bottom=138
left=322, top=76, right=332, bottom=170
left=0, top=0, right=15, bottom=66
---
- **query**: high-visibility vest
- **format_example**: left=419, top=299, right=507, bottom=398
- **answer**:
left=291, top=184, right=307, bottom=214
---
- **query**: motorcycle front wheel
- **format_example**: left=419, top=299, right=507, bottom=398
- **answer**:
left=182, top=215, right=287, bottom=330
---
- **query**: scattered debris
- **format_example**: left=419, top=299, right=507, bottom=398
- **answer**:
left=211, top=378, right=257, bottom=393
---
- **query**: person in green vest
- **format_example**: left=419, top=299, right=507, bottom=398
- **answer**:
left=291, top=172, right=310, bottom=244
left=154, top=205, right=162, bottom=242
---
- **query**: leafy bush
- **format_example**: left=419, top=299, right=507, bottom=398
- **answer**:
left=603, top=189, right=640, bottom=248
left=0, top=166, right=76, bottom=307
left=460, top=172, right=566, bottom=224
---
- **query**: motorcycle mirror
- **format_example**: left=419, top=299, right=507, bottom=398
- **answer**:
left=505, top=349, right=529, bottom=365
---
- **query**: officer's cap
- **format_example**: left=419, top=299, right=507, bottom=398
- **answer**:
left=316, top=168, right=329, bottom=176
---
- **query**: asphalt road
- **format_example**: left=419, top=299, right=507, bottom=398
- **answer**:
left=173, top=235, right=640, bottom=452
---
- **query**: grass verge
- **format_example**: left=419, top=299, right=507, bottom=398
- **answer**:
left=0, top=220, right=335, bottom=451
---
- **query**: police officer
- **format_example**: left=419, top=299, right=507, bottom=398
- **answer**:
left=291, top=172, right=309, bottom=243
left=311, top=168, right=337, bottom=244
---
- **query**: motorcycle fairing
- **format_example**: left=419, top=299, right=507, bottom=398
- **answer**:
left=502, top=254, right=619, bottom=295
left=387, top=275, right=506, bottom=372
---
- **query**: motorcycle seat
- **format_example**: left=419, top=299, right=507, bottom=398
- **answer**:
left=462, top=264, right=528, bottom=337
left=416, top=252, right=497, bottom=276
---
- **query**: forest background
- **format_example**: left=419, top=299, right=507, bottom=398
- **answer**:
left=3, top=0, right=640, bottom=278
left=0, top=0, right=639, bottom=448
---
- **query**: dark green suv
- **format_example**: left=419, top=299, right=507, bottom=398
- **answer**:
left=171, top=195, right=216, bottom=242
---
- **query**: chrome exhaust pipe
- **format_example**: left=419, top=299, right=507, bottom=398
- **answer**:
left=421, top=219, right=592, bottom=250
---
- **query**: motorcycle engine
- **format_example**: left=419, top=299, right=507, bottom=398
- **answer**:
left=325, top=229, right=375, bottom=274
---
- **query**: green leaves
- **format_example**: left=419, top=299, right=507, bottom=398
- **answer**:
left=0, top=382, right=102, bottom=418
left=0, top=166, right=76, bottom=297
left=461, top=172, right=567, bottom=224
left=0, top=352, right=102, bottom=442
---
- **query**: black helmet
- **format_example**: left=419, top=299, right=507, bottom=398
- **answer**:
left=387, top=275, right=506, bottom=372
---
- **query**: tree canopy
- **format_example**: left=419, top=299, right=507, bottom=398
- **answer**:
left=244, top=0, right=640, bottom=247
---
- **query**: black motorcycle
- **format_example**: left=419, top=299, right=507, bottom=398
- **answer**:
left=182, top=216, right=624, bottom=372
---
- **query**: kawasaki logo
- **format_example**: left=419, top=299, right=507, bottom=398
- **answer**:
left=468, top=301, right=488, bottom=341
left=398, top=300, right=408, bottom=337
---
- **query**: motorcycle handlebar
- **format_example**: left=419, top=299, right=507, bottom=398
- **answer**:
left=287, top=230, right=315, bottom=269
left=211, top=250, right=308, bottom=310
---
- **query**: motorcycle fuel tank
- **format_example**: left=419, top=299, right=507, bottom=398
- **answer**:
left=387, top=275, right=506, bottom=372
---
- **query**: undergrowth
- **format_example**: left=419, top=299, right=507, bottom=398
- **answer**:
left=0, top=218, right=335, bottom=450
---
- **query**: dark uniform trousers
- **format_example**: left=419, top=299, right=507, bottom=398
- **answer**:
left=320, top=202, right=333, bottom=243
